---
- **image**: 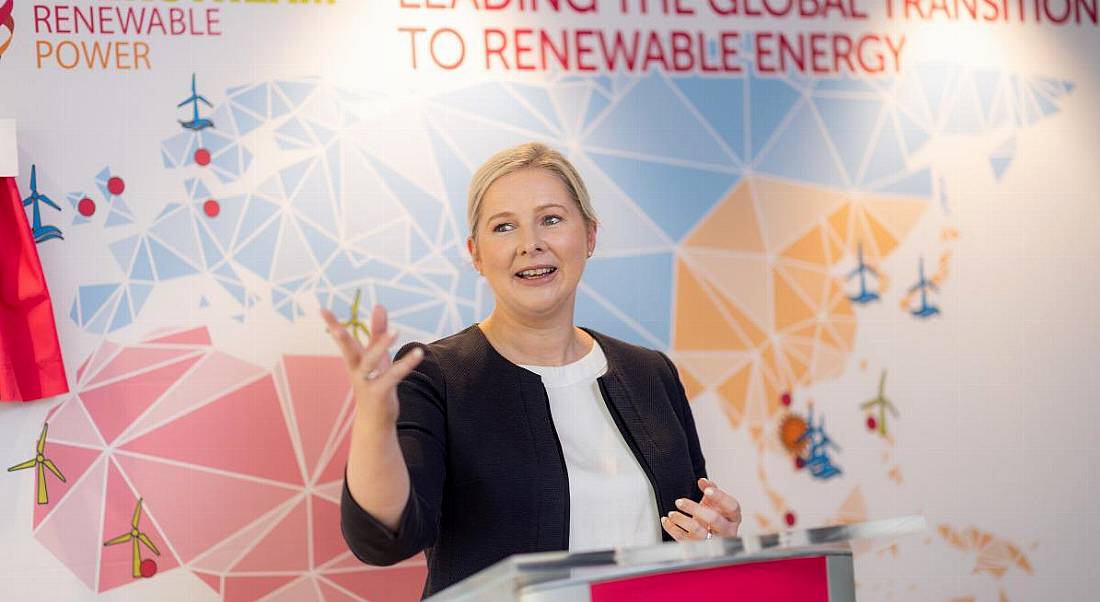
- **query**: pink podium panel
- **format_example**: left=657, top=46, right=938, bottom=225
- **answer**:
left=591, top=555, right=830, bottom=602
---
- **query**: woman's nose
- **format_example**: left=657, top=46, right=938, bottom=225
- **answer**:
left=519, top=239, right=544, bottom=255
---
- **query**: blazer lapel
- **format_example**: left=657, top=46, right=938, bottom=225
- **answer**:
left=514, top=371, right=569, bottom=550
left=470, top=324, right=570, bottom=550
left=588, top=330, right=667, bottom=512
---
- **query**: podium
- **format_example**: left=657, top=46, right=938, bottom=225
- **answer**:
left=425, top=515, right=925, bottom=602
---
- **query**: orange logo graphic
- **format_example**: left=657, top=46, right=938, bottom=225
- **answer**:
left=0, top=0, right=13, bottom=60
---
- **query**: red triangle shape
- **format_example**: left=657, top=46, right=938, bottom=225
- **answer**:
left=99, top=459, right=181, bottom=593
left=143, top=326, right=212, bottom=346
left=32, top=442, right=103, bottom=528
left=86, top=347, right=198, bottom=387
left=194, top=570, right=222, bottom=593
left=233, top=500, right=310, bottom=572
left=81, top=355, right=202, bottom=444
left=113, top=453, right=298, bottom=564
left=317, top=578, right=361, bottom=602
left=322, top=566, right=426, bottom=601
left=311, top=495, right=346, bottom=567
left=281, top=355, right=351, bottom=478
left=223, top=575, right=298, bottom=602
left=120, top=375, right=303, bottom=484
left=317, top=428, right=351, bottom=486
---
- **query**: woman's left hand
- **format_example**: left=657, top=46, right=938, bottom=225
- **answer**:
left=661, top=477, right=742, bottom=541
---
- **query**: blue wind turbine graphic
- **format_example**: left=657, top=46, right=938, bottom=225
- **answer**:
left=846, top=241, right=880, bottom=304
left=178, top=73, right=215, bottom=131
left=22, top=165, right=63, bottom=243
left=796, top=405, right=842, bottom=480
left=908, top=256, right=941, bottom=318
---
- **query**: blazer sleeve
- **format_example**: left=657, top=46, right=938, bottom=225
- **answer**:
left=657, top=351, right=707, bottom=481
left=340, top=341, right=448, bottom=566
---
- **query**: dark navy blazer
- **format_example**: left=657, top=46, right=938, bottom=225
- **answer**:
left=341, top=324, right=707, bottom=598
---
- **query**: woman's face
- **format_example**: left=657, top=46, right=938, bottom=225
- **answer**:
left=467, top=168, right=596, bottom=322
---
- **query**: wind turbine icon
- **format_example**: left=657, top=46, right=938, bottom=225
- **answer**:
left=103, top=498, right=161, bottom=578
left=342, top=288, right=371, bottom=344
left=860, top=370, right=899, bottom=436
left=21, top=165, right=64, bottom=243
left=907, top=256, right=941, bottom=318
left=7, top=423, right=66, bottom=505
left=177, top=73, right=215, bottom=131
left=846, top=241, right=881, bottom=304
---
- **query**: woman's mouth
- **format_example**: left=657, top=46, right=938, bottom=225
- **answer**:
left=514, top=266, right=558, bottom=283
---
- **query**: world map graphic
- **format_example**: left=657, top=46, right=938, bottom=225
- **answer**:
left=17, top=58, right=1072, bottom=600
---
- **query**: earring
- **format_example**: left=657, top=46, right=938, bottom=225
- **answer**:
left=586, top=251, right=592, bottom=257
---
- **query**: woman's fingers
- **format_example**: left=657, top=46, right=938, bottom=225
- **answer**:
left=693, top=478, right=742, bottom=536
left=323, top=306, right=406, bottom=390
left=370, top=304, right=388, bottom=342
left=660, top=515, right=685, bottom=541
left=697, top=479, right=742, bottom=527
left=663, top=511, right=709, bottom=540
left=662, top=480, right=744, bottom=542
left=377, top=345, right=425, bottom=388
left=356, top=329, right=399, bottom=378
left=321, top=308, right=363, bottom=370
left=674, top=497, right=737, bottom=537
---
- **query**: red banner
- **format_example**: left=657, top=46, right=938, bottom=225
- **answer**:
left=0, top=176, right=68, bottom=402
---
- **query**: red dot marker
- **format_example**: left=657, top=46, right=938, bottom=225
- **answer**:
left=203, top=199, right=220, bottom=218
left=194, top=148, right=211, bottom=166
left=77, top=197, right=96, bottom=217
left=794, top=457, right=805, bottom=470
left=781, top=392, right=792, bottom=407
left=784, top=512, right=796, bottom=527
left=866, top=416, right=877, bottom=431
left=140, top=558, right=157, bottom=578
left=107, top=176, right=125, bottom=196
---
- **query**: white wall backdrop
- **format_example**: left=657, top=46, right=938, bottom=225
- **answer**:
left=2, top=1, right=1098, bottom=600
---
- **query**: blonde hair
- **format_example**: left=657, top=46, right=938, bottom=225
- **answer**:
left=467, top=142, right=598, bottom=240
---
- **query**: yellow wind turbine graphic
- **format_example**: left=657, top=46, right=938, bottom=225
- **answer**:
left=7, top=423, right=66, bottom=504
left=341, top=288, right=371, bottom=344
left=860, top=370, right=899, bottom=437
left=103, top=498, right=161, bottom=578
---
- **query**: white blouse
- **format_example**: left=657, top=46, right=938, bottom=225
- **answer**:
left=519, top=340, right=662, bottom=552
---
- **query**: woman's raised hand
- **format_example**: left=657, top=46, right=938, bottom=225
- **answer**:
left=661, top=478, right=742, bottom=541
left=321, top=304, right=424, bottom=429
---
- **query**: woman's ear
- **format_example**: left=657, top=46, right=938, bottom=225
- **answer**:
left=466, top=236, right=481, bottom=274
left=586, top=221, right=598, bottom=257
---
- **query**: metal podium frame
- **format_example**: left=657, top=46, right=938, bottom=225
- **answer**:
left=425, top=516, right=926, bottom=602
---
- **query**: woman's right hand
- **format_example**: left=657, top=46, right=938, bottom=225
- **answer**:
left=321, top=304, right=424, bottom=430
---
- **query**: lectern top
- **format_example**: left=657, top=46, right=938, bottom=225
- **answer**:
left=426, top=515, right=926, bottom=602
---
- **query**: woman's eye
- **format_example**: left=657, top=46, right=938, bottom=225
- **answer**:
left=492, top=216, right=560, bottom=232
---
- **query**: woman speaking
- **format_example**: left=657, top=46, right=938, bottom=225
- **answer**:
left=323, top=143, right=742, bottom=597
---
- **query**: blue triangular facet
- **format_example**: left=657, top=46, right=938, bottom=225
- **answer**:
left=78, top=283, right=120, bottom=325
left=231, top=83, right=269, bottom=118
left=587, top=153, right=737, bottom=241
left=129, top=282, right=153, bottom=314
left=109, top=291, right=133, bottom=332
left=580, top=253, right=673, bottom=346
left=873, top=168, right=933, bottom=197
left=109, top=236, right=139, bottom=272
left=748, top=75, right=802, bottom=159
left=130, top=240, right=156, bottom=281
left=755, top=103, right=847, bottom=187
left=235, top=219, right=280, bottom=279
left=586, top=73, right=731, bottom=165
left=148, top=237, right=199, bottom=280
left=674, top=76, right=745, bottom=161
